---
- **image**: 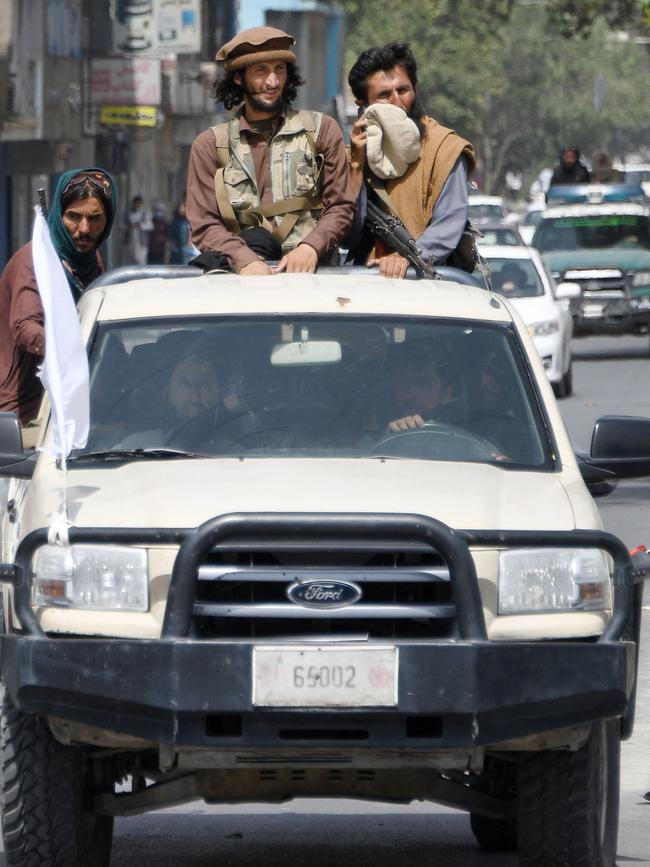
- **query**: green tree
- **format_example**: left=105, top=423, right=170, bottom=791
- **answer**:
left=545, top=0, right=649, bottom=37
left=337, top=0, right=650, bottom=193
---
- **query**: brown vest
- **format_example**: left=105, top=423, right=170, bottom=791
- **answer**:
left=384, top=116, right=476, bottom=238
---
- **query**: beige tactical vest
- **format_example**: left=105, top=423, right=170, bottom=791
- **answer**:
left=212, top=108, right=324, bottom=251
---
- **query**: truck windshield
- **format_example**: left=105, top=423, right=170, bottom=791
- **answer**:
left=76, top=317, right=553, bottom=468
left=534, top=214, right=650, bottom=252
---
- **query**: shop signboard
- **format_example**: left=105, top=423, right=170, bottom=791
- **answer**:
left=91, top=58, right=161, bottom=106
left=113, top=0, right=201, bottom=55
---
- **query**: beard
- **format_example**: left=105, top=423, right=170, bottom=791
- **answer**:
left=242, top=82, right=284, bottom=115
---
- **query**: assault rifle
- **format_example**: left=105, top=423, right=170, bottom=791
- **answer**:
left=365, top=197, right=439, bottom=280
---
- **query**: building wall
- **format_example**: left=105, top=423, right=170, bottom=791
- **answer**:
left=0, top=0, right=237, bottom=268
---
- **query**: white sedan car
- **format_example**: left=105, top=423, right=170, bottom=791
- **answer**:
left=468, top=194, right=508, bottom=224
left=480, top=245, right=574, bottom=397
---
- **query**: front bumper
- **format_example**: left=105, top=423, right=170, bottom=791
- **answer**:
left=1, top=634, right=635, bottom=749
left=1, top=514, right=638, bottom=753
left=573, top=294, right=650, bottom=334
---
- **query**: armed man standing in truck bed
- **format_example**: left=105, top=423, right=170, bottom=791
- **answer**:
left=186, top=26, right=356, bottom=275
left=347, top=43, right=477, bottom=279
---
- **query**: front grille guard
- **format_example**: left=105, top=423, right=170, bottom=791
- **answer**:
left=7, top=513, right=633, bottom=643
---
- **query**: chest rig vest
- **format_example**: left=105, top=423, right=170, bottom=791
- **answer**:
left=212, top=108, right=324, bottom=251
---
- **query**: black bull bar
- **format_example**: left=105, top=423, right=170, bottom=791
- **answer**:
left=4, top=512, right=635, bottom=642
left=0, top=514, right=639, bottom=745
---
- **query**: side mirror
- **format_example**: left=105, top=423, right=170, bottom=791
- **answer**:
left=0, top=412, right=38, bottom=479
left=578, top=416, right=650, bottom=485
left=555, top=281, right=581, bottom=300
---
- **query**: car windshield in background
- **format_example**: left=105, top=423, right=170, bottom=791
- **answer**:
left=488, top=258, right=545, bottom=299
left=533, top=214, right=650, bottom=252
left=469, top=204, right=506, bottom=221
left=522, top=210, right=543, bottom=227
left=76, top=317, right=552, bottom=468
left=477, top=227, right=523, bottom=246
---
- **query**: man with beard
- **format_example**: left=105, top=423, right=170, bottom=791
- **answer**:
left=347, top=43, right=476, bottom=279
left=0, top=168, right=116, bottom=435
left=186, top=26, right=355, bottom=275
left=549, top=146, right=591, bottom=187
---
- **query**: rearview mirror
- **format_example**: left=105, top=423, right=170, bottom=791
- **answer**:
left=0, top=412, right=38, bottom=478
left=555, top=281, right=581, bottom=300
left=271, top=340, right=342, bottom=367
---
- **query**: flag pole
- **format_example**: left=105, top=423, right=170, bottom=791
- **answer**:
left=32, top=198, right=90, bottom=545
left=37, top=188, right=48, bottom=219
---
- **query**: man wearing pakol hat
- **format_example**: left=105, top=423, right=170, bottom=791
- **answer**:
left=186, top=26, right=355, bottom=275
left=347, top=43, right=477, bottom=279
left=0, top=168, right=116, bottom=432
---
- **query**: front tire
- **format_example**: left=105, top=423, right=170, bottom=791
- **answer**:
left=470, top=812, right=517, bottom=851
left=517, top=719, right=620, bottom=867
left=1, top=690, right=113, bottom=867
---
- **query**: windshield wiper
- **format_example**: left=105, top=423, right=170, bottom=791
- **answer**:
left=69, top=448, right=205, bottom=463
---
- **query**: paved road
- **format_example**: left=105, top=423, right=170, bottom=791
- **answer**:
left=2, top=335, right=649, bottom=865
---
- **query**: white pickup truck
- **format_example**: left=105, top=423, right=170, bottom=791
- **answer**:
left=0, top=267, right=648, bottom=867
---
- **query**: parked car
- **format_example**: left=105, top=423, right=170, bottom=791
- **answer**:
left=1, top=265, right=648, bottom=867
left=480, top=245, right=575, bottom=397
left=476, top=221, right=525, bottom=247
left=531, top=191, right=650, bottom=343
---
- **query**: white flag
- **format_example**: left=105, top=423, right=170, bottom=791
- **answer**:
left=32, top=206, right=89, bottom=460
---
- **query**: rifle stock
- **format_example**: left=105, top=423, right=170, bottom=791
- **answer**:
left=365, top=198, right=439, bottom=280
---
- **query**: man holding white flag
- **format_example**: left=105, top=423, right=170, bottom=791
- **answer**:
left=0, top=168, right=116, bottom=443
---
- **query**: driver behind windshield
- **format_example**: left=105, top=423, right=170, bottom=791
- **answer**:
left=494, top=262, right=527, bottom=296
left=384, top=342, right=461, bottom=433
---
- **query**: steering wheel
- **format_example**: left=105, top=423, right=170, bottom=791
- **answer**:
left=164, top=408, right=260, bottom=452
left=219, top=423, right=331, bottom=453
left=165, top=407, right=331, bottom=454
left=369, top=420, right=501, bottom=461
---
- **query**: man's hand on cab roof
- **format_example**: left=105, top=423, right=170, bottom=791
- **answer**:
left=274, top=243, right=318, bottom=274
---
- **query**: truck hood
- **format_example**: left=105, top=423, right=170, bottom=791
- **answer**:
left=25, top=458, right=578, bottom=533
left=540, top=248, right=650, bottom=273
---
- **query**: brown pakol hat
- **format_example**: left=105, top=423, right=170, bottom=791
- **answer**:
left=216, top=26, right=296, bottom=72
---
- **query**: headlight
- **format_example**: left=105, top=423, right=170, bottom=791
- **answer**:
left=632, top=270, right=650, bottom=288
left=498, top=548, right=611, bottom=614
left=33, top=545, right=148, bottom=611
left=528, top=319, right=560, bottom=337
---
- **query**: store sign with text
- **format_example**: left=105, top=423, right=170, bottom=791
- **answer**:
left=91, top=59, right=161, bottom=106
left=113, top=0, right=201, bottom=56
left=99, top=106, right=158, bottom=127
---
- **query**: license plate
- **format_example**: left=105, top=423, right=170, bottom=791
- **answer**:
left=252, top=645, right=398, bottom=708
left=582, top=302, right=604, bottom=318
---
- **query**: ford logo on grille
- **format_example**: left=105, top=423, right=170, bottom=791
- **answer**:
left=287, top=580, right=362, bottom=609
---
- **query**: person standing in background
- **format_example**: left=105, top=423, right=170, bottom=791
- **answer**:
left=169, top=200, right=196, bottom=264
left=148, top=201, right=169, bottom=264
left=126, top=195, right=153, bottom=265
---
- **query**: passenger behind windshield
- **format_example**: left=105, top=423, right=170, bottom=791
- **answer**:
left=116, top=332, right=255, bottom=454
left=83, top=319, right=550, bottom=467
